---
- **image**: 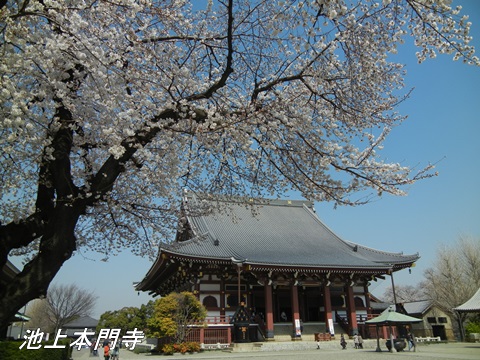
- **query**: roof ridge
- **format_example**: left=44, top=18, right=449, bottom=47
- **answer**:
left=184, top=191, right=313, bottom=208
left=403, top=299, right=431, bottom=304
left=302, top=205, right=356, bottom=251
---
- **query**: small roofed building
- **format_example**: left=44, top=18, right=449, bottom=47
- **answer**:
left=453, top=288, right=480, bottom=342
left=403, top=300, right=455, bottom=341
left=454, top=288, right=480, bottom=313
left=136, top=193, right=419, bottom=342
left=63, top=316, right=98, bottom=338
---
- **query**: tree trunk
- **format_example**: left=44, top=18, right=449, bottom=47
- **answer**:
left=456, top=314, right=466, bottom=342
left=0, top=109, right=179, bottom=335
left=0, top=203, right=82, bottom=337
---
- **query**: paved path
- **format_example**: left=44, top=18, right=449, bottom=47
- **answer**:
left=72, top=342, right=480, bottom=360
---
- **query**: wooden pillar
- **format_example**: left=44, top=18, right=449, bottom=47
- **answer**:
left=227, top=326, right=232, bottom=344
left=247, top=284, right=253, bottom=313
left=323, top=284, right=333, bottom=334
left=346, top=285, right=358, bottom=335
left=291, top=282, right=301, bottom=338
left=220, top=277, right=226, bottom=318
left=299, top=287, right=306, bottom=322
left=264, top=282, right=274, bottom=339
left=364, top=284, right=372, bottom=319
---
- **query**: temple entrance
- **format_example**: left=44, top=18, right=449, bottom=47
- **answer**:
left=274, top=288, right=291, bottom=322
left=301, top=287, right=323, bottom=322
left=250, top=283, right=327, bottom=323
left=250, top=286, right=266, bottom=320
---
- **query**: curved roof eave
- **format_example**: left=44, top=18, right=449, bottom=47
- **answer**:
left=343, top=239, right=420, bottom=260
left=303, top=208, right=420, bottom=265
left=134, top=256, right=164, bottom=291
left=160, top=235, right=420, bottom=271
left=162, top=248, right=233, bottom=263
left=159, top=248, right=416, bottom=273
left=453, top=288, right=480, bottom=312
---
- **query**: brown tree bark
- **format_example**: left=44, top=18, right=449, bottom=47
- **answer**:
left=0, top=206, right=81, bottom=337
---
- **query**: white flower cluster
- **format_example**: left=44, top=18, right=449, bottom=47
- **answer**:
left=0, top=0, right=477, bottom=257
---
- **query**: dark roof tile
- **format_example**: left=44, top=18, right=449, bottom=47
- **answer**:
left=162, top=194, right=419, bottom=270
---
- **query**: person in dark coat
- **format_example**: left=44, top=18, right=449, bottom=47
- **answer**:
left=340, top=334, right=347, bottom=350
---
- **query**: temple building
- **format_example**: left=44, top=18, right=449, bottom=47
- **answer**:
left=136, top=192, right=419, bottom=341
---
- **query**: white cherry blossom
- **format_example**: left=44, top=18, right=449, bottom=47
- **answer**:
left=0, top=0, right=478, bottom=327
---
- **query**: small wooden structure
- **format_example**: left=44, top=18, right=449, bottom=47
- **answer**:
left=366, top=308, right=421, bottom=352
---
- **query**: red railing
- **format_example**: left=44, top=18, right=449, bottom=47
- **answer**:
left=185, top=327, right=232, bottom=344
left=203, top=315, right=232, bottom=324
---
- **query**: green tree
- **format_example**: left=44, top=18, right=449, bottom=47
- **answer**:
left=465, top=315, right=480, bottom=337
left=147, top=292, right=206, bottom=343
left=97, top=301, right=154, bottom=336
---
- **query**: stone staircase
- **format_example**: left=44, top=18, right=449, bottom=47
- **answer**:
left=229, top=322, right=362, bottom=352
left=231, top=339, right=379, bottom=352
left=273, top=322, right=346, bottom=341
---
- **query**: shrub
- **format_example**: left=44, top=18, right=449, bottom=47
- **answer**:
left=173, top=342, right=188, bottom=353
left=465, top=320, right=480, bottom=335
left=160, top=342, right=199, bottom=354
left=132, top=346, right=151, bottom=354
left=147, top=292, right=207, bottom=343
left=185, top=341, right=201, bottom=352
left=0, top=339, right=72, bottom=360
left=161, top=343, right=175, bottom=355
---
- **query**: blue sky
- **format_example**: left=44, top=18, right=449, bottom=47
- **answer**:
left=315, top=1, right=480, bottom=296
left=13, top=1, right=480, bottom=318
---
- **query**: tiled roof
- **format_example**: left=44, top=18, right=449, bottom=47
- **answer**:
left=454, top=288, right=480, bottom=312
left=403, top=300, right=432, bottom=315
left=370, top=302, right=391, bottom=311
left=162, top=194, right=419, bottom=270
left=365, top=308, right=422, bottom=324
left=63, top=315, right=98, bottom=329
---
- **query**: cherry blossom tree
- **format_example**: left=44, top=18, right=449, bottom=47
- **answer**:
left=0, top=0, right=478, bottom=332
